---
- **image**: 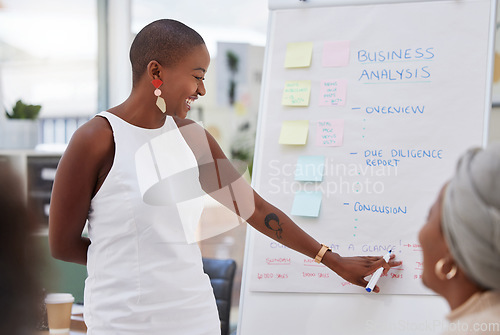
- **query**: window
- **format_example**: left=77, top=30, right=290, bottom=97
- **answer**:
left=0, top=0, right=98, bottom=146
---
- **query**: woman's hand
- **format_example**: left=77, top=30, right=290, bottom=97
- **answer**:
left=324, top=252, right=402, bottom=293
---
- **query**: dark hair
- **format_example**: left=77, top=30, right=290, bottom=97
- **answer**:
left=129, top=19, right=205, bottom=85
left=0, top=164, right=40, bottom=334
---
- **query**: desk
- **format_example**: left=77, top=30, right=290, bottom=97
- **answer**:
left=38, top=309, right=87, bottom=334
left=38, top=320, right=86, bottom=335
left=39, top=331, right=85, bottom=335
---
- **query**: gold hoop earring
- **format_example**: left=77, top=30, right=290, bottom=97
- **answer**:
left=435, top=258, right=457, bottom=280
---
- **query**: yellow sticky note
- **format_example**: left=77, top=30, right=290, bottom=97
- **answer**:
left=284, top=42, right=313, bottom=68
left=282, top=80, right=311, bottom=107
left=279, top=120, right=309, bottom=145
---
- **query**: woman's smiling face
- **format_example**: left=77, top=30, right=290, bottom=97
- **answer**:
left=162, top=43, right=210, bottom=119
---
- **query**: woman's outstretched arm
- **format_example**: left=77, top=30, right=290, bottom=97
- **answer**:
left=179, top=119, right=401, bottom=292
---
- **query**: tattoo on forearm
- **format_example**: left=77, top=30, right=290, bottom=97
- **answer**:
left=264, top=213, right=283, bottom=239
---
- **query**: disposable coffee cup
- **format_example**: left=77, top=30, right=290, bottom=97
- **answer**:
left=45, top=293, right=75, bottom=334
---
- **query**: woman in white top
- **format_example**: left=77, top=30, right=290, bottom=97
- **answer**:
left=49, top=19, right=400, bottom=335
left=419, top=143, right=500, bottom=335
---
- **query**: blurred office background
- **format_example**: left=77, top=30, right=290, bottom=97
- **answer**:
left=0, top=0, right=267, bottom=332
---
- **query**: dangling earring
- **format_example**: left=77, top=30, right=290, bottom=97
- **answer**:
left=434, top=258, right=458, bottom=280
left=152, top=79, right=166, bottom=113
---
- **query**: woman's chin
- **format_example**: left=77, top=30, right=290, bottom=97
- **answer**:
left=176, top=112, right=188, bottom=119
left=421, top=273, right=437, bottom=293
left=171, top=108, right=188, bottom=119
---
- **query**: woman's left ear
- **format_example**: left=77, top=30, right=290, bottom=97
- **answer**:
left=147, top=60, right=162, bottom=80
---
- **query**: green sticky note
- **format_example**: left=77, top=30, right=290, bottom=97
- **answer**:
left=279, top=120, right=309, bottom=145
left=285, top=42, right=313, bottom=68
left=291, top=191, right=322, bottom=217
left=282, top=80, right=311, bottom=107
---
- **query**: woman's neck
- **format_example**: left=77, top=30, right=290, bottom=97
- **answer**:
left=108, top=91, right=169, bottom=129
left=443, top=274, right=484, bottom=311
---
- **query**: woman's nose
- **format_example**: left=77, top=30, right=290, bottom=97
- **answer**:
left=197, top=80, right=206, bottom=96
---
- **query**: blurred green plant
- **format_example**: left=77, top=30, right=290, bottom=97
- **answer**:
left=230, top=121, right=254, bottom=176
left=226, top=50, right=239, bottom=105
left=5, top=100, right=41, bottom=119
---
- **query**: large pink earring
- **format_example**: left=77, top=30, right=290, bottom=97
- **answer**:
left=152, top=79, right=166, bottom=113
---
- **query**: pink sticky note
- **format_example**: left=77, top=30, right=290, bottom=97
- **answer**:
left=322, top=41, right=350, bottom=67
left=316, top=120, right=344, bottom=147
left=319, top=79, right=347, bottom=106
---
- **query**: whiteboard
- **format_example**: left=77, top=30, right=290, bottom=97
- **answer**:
left=238, top=0, right=495, bottom=334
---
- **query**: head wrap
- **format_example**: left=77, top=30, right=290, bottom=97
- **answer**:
left=441, top=143, right=500, bottom=290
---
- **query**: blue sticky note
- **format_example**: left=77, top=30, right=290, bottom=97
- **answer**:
left=295, top=155, right=325, bottom=182
left=291, top=191, right=322, bottom=217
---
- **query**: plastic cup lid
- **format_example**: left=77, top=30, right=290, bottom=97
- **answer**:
left=45, top=293, right=75, bottom=304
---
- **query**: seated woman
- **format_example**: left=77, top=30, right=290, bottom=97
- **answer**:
left=0, top=164, right=40, bottom=334
left=419, top=143, right=500, bottom=334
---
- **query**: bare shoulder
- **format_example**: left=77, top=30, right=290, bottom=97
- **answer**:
left=70, top=116, right=113, bottom=149
left=72, top=115, right=112, bottom=143
left=61, top=115, right=114, bottom=167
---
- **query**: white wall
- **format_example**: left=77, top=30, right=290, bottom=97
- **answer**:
left=489, top=108, right=500, bottom=143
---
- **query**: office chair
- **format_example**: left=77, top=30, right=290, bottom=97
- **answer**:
left=202, top=258, right=237, bottom=335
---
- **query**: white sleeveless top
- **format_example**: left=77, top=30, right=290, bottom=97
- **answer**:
left=84, top=112, right=220, bottom=335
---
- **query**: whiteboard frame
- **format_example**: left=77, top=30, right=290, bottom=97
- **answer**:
left=269, top=0, right=467, bottom=9
left=485, top=0, right=498, bottom=139
left=238, top=0, right=496, bottom=333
